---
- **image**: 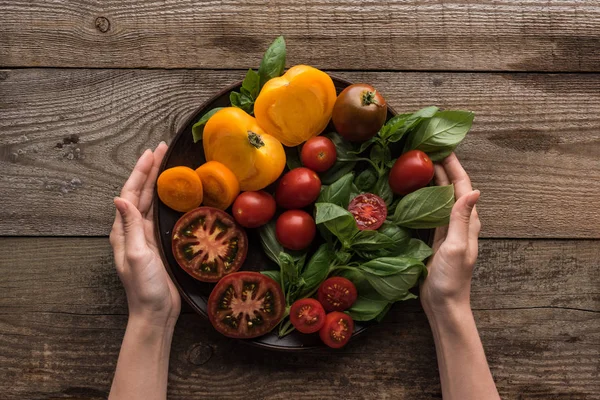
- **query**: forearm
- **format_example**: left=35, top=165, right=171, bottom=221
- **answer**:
left=426, top=305, right=500, bottom=400
left=109, top=316, right=175, bottom=400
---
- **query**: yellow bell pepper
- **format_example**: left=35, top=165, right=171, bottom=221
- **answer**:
left=203, top=107, right=286, bottom=191
left=254, top=65, right=337, bottom=147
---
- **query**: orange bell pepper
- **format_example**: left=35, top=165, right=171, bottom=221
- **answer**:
left=203, top=107, right=286, bottom=191
left=254, top=65, right=337, bottom=147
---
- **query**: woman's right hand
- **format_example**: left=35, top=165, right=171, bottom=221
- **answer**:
left=420, top=153, right=481, bottom=316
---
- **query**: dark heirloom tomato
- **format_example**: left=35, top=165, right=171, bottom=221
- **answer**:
left=289, top=298, right=326, bottom=334
left=208, top=272, right=285, bottom=339
left=348, top=193, right=387, bottom=231
left=275, top=210, right=316, bottom=251
left=332, top=83, right=387, bottom=142
left=300, top=136, right=337, bottom=172
left=319, top=312, right=355, bottom=349
left=232, top=191, right=276, bottom=228
left=171, top=207, right=248, bottom=282
left=317, top=277, right=358, bottom=312
left=275, top=167, right=322, bottom=209
left=389, top=150, right=434, bottom=195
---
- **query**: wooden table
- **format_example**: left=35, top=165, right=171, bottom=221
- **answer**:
left=1, top=1, right=599, bottom=399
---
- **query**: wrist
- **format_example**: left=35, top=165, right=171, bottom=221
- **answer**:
left=423, top=300, right=473, bottom=332
left=128, top=313, right=177, bottom=336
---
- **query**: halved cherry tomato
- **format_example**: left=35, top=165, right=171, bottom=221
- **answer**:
left=275, top=210, right=316, bottom=251
left=275, top=167, right=321, bottom=209
left=195, top=161, right=240, bottom=210
left=348, top=193, right=387, bottom=231
left=208, top=271, right=285, bottom=338
left=157, top=166, right=203, bottom=212
left=301, top=136, right=337, bottom=172
left=317, top=276, right=358, bottom=312
left=319, top=311, right=354, bottom=348
left=232, top=191, right=276, bottom=228
left=389, top=150, right=434, bottom=195
left=171, top=207, right=247, bottom=282
left=289, top=298, right=326, bottom=334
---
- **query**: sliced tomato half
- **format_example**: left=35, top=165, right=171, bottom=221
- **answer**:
left=171, top=207, right=248, bottom=282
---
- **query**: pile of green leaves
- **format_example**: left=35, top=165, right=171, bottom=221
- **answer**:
left=191, top=36, right=287, bottom=143
left=261, top=106, right=474, bottom=335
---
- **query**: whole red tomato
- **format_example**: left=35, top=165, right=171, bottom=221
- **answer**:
left=232, top=191, right=276, bottom=228
left=332, top=83, right=387, bottom=142
left=389, top=150, right=434, bottom=195
left=275, top=210, right=316, bottom=250
left=300, top=136, right=337, bottom=172
left=275, top=167, right=322, bottom=209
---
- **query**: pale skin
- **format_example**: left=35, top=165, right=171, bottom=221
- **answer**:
left=108, top=145, right=499, bottom=400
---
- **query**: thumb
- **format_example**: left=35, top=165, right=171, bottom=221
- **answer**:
left=114, top=197, right=147, bottom=262
left=446, top=190, right=480, bottom=244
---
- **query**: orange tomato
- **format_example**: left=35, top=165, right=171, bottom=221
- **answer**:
left=157, top=166, right=203, bottom=212
left=195, top=161, right=240, bottom=210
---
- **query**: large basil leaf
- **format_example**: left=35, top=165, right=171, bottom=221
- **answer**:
left=373, top=172, right=394, bottom=206
left=355, top=168, right=377, bottom=191
left=318, top=172, right=354, bottom=208
left=378, top=222, right=411, bottom=246
left=241, top=69, right=260, bottom=99
left=405, top=110, right=474, bottom=161
left=314, top=202, right=358, bottom=246
left=360, top=259, right=425, bottom=301
left=397, top=238, right=433, bottom=261
left=191, top=107, right=224, bottom=143
left=230, top=91, right=254, bottom=114
left=359, top=257, right=424, bottom=277
left=379, top=106, right=439, bottom=143
left=393, top=185, right=455, bottom=228
left=258, top=221, right=284, bottom=265
left=258, top=36, right=286, bottom=88
left=320, top=132, right=357, bottom=184
left=351, top=230, right=394, bottom=251
left=347, top=297, right=391, bottom=321
left=298, top=244, right=331, bottom=297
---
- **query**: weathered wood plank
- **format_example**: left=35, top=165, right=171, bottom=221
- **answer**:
left=0, top=238, right=598, bottom=399
left=1, top=0, right=600, bottom=71
left=1, top=69, right=599, bottom=237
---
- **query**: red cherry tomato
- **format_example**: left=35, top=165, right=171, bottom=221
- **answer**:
left=275, top=167, right=322, bottom=209
left=300, top=136, right=337, bottom=172
left=319, top=311, right=355, bottom=349
left=332, top=83, right=387, bottom=142
left=275, top=210, right=316, bottom=251
left=388, top=150, right=434, bottom=195
left=289, top=298, right=326, bottom=334
left=232, top=191, right=276, bottom=228
left=318, top=277, right=358, bottom=312
left=347, top=193, right=387, bottom=231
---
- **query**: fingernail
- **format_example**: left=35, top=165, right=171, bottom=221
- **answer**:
left=114, top=197, right=127, bottom=215
left=159, top=140, right=167, bottom=146
left=467, top=190, right=480, bottom=207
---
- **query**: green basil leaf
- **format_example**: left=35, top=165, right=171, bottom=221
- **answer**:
left=319, top=132, right=358, bottom=184
left=347, top=297, right=391, bottom=321
left=319, top=161, right=357, bottom=185
left=362, top=264, right=424, bottom=301
left=258, top=221, right=284, bottom=265
left=351, top=230, right=395, bottom=251
left=397, top=238, right=433, bottom=261
left=318, top=172, right=354, bottom=208
left=298, top=244, right=331, bottom=298
left=261, top=270, right=281, bottom=282
left=241, top=68, right=260, bottom=99
left=284, top=146, right=302, bottom=170
left=355, top=168, right=377, bottom=191
left=258, top=36, right=286, bottom=88
left=359, top=257, right=424, bottom=277
left=349, top=136, right=378, bottom=155
left=279, top=252, right=298, bottom=283
left=191, top=107, right=224, bottom=143
left=393, top=184, right=455, bottom=228
left=314, top=202, right=359, bottom=246
left=230, top=91, right=254, bottom=114
left=405, top=110, right=474, bottom=161
left=335, top=251, right=352, bottom=265
left=373, top=173, right=394, bottom=206
left=378, top=222, right=412, bottom=246
left=387, top=107, right=440, bottom=143
left=378, top=113, right=411, bottom=140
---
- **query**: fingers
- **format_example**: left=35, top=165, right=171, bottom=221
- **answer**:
left=433, top=164, right=450, bottom=186
left=468, top=204, right=482, bottom=253
left=446, top=190, right=480, bottom=247
left=120, top=149, right=155, bottom=207
left=431, top=164, right=450, bottom=250
left=114, top=197, right=148, bottom=266
left=138, top=142, right=168, bottom=215
left=442, top=153, right=473, bottom=199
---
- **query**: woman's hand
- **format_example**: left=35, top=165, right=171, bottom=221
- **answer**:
left=109, top=142, right=181, bottom=329
left=420, top=153, right=481, bottom=316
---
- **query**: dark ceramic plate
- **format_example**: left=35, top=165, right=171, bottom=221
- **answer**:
left=154, top=76, right=430, bottom=351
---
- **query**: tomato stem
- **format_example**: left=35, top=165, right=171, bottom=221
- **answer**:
left=361, top=90, right=378, bottom=106
left=247, top=131, right=265, bottom=149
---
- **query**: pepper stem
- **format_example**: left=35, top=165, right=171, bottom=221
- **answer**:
left=247, top=131, right=265, bottom=149
left=361, top=90, right=378, bottom=106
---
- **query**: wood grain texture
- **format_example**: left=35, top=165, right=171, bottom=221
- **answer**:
left=1, top=0, right=600, bottom=71
left=0, top=238, right=598, bottom=399
left=1, top=68, right=599, bottom=237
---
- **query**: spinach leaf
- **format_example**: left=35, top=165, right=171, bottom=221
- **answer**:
left=373, top=172, right=393, bottom=206
left=404, top=110, right=474, bottom=161
left=314, top=202, right=359, bottom=247
left=351, top=230, right=394, bottom=251
left=261, top=270, right=281, bottom=282
left=318, top=172, right=354, bottom=208
left=258, top=36, right=286, bottom=88
left=397, top=238, right=433, bottom=261
left=355, top=168, right=377, bottom=191
left=284, top=146, right=302, bottom=170
left=347, top=296, right=391, bottom=321
left=298, top=244, right=331, bottom=298
left=320, top=132, right=357, bottom=184
left=393, top=184, right=455, bottom=228
left=258, top=221, right=284, bottom=265
left=191, top=107, right=223, bottom=143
